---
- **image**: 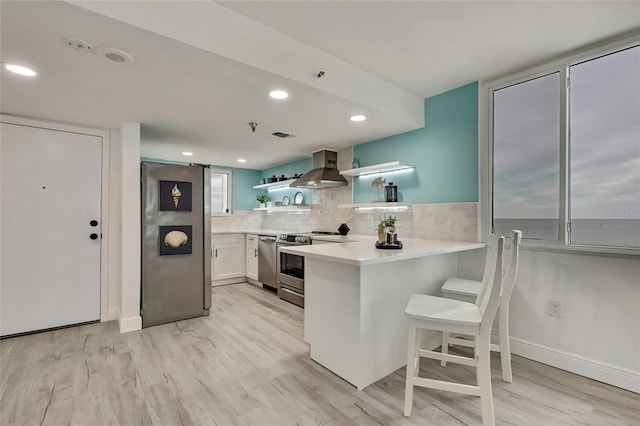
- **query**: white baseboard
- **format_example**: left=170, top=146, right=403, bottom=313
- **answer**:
left=107, top=307, right=120, bottom=322
left=211, top=277, right=246, bottom=287
left=247, top=278, right=263, bottom=287
left=510, top=337, right=640, bottom=394
left=118, top=315, right=142, bottom=333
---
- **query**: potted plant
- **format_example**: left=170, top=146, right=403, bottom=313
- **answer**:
left=378, top=215, right=398, bottom=244
left=256, top=194, right=270, bottom=208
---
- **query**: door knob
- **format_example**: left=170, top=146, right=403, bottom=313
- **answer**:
left=90, top=233, right=99, bottom=240
left=90, top=220, right=98, bottom=227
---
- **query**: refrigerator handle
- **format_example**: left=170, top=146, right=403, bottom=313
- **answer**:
left=214, top=249, right=218, bottom=257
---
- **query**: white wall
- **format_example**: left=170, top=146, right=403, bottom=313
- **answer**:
left=459, top=248, right=640, bottom=392
left=106, top=129, right=122, bottom=321
left=119, top=122, right=142, bottom=333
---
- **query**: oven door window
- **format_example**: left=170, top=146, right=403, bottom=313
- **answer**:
left=279, top=251, right=304, bottom=279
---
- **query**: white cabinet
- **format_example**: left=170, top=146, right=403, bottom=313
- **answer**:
left=246, top=234, right=259, bottom=283
left=211, top=234, right=246, bottom=286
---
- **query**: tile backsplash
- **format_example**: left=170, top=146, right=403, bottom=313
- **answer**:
left=212, top=202, right=477, bottom=241
left=211, top=146, right=478, bottom=241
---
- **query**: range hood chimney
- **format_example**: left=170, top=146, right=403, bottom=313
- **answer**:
left=290, top=150, right=348, bottom=189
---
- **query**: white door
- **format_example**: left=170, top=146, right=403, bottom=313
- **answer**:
left=0, top=122, right=102, bottom=336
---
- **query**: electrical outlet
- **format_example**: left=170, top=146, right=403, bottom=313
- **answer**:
left=548, top=300, right=562, bottom=318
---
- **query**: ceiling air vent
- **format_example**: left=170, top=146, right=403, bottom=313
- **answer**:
left=272, top=131, right=295, bottom=138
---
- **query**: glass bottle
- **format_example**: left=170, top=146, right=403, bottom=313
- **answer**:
left=385, top=182, right=398, bottom=202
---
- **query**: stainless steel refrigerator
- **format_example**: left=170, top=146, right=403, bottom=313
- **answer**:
left=141, top=162, right=211, bottom=328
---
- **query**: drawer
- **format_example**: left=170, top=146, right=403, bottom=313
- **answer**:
left=212, top=234, right=243, bottom=245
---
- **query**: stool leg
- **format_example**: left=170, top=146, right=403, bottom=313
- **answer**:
left=499, top=306, right=512, bottom=383
left=404, top=323, right=419, bottom=417
left=477, top=337, right=495, bottom=426
left=441, top=331, right=449, bottom=366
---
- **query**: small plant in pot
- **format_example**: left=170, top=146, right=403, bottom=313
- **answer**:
left=378, top=215, right=399, bottom=244
left=256, top=194, right=270, bottom=208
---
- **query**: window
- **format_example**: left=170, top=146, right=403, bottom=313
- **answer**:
left=489, top=43, right=640, bottom=249
left=492, top=72, right=560, bottom=241
left=568, top=47, right=640, bottom=248
left=211, top=169, right=232, bottom=214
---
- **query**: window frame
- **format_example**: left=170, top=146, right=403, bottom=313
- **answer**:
left=480, top=34, right=640, bottom=257
left=210, top=168, right=233, bottom=216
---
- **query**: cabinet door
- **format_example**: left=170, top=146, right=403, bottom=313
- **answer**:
left=246, top=235, right=258, bottom=281
left=212, top=242, right=245, bottom=281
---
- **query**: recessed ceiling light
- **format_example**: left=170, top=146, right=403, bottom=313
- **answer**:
left=182, top=151, right=194, bottom=156
left=4, top=63, right=37, bottom=77
left=237, top=158, right=247, bottom=163
left=269, top=90, right=289, bottom=100
left=350, top=115, right=366, bottom=122
left=95, top=46, right=134, bottom=64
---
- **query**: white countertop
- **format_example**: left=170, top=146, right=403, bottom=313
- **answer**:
left=279, top=237, right=485, bottom=266
left=211, top=230, right=360, bottom=240
left=211, top=229, right=285, bottom=236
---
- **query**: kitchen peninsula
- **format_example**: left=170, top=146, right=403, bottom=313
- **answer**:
left=279, top=237, right=484, bottom=390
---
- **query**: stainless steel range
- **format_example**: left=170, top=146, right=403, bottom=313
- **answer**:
left=276, top=233, right=311, bottom=307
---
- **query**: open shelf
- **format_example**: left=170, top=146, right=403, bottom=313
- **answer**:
left=252, top=179, right=296, bottom=190
left=339, top=161, right=413, bottom=177
left=337, top=202, right=411, bottom=210
left=253, top=205, right=311, bottom=212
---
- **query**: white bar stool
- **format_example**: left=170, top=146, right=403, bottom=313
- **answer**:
left=440, top=230, right=522, bottom=382
left=404, top=235, right=505, bottom=426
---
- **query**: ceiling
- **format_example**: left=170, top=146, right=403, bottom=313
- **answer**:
left=1, top=1, right=639, bottom=170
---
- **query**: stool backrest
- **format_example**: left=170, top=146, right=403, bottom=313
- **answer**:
left=501, top=230, right=522, bottom=307
left=475, top=235, right=505, bottom=335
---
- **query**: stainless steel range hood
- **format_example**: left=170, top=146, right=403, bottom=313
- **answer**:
left=290, top=150, right=348, bottom=189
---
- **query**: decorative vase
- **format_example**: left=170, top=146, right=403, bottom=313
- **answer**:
left=338, top=223, right=350, bottom=235
left=377, top=224, right=386, bottom=243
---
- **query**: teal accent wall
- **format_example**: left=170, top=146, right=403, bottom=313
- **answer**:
left=260, top=157, right=313, bottom=206
left=261, top=158, right=312, bottom=181
left=353, top=82, right=478, bottom=204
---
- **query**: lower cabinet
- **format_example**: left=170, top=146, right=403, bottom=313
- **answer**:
left=211, top=234, right=246, bottom=286
left=246, top=234, right=259, bottom=283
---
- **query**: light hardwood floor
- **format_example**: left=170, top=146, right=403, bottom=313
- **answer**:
left=1, top=283, right=638, bottom=425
